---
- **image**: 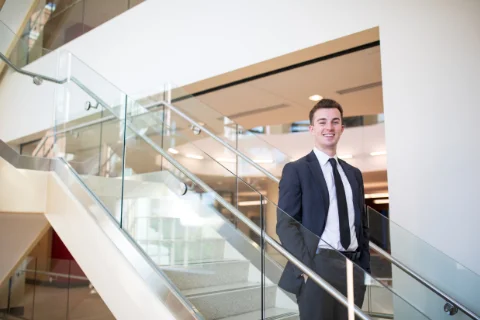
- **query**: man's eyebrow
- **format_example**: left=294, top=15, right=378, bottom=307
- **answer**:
left=316, top=117, right=340, bottom=121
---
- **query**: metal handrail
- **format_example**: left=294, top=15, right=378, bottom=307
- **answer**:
left=22, top=269, right=89, bottom=281
left=0, top=48, right=371, bottom=320
left=160, top=99, right=479, bottom=319
left=0, top=52, right=65, bottom=84
left=2, top=51, right=478, bottom=320
left=67, top=77, right=372, bottom=320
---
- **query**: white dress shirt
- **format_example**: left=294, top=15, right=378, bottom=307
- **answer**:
left=313, top=148, right=358, bottom=252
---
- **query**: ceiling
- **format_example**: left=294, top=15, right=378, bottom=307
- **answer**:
left=175, top=44, right=383, bottom=131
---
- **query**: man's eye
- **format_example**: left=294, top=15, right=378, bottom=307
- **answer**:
left=319, top=122, right=326, bottom=125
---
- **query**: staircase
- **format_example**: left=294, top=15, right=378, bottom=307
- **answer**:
left=90, top=174, right=300, bottom=320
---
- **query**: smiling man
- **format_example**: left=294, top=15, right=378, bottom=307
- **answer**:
left=276, top=99, right=370, bottom=319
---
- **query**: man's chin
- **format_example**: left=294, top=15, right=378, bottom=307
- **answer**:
left=319, top=141, right=338, bottom=149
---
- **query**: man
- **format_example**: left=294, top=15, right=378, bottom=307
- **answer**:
left=276, top=98, right=370, bottom=319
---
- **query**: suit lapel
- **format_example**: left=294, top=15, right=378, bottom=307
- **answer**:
left=339, top=159, right=360, bottom=227
left=306, top=151, right=329, bottom=214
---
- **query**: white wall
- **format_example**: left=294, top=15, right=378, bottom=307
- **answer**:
left=0, top=212, right=49, bottom=284
left=0, top=158, right=48, bottom=213
left=1, top=0, right=480, bottom=315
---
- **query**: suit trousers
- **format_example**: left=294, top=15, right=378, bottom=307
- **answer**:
left=297, top=249, right=366, bottom=320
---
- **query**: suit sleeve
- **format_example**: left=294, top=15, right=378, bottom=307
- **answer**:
left=357, top=169, right=371, bottom=273
left=276, top=163, right=312, bottom=269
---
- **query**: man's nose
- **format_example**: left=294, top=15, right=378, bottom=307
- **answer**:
left=325, top=123, right=333, bottom=130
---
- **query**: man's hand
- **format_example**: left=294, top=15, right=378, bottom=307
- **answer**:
left=301, top=273, right=308, bottom=283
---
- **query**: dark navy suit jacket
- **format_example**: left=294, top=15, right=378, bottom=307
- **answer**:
left=276, top=151, right=370, bottom=295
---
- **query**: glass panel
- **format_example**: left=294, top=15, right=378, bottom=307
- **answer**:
left=121, top=107, right=265, bottom=318
left=42, top=1, right=85, bottom=52
left=0, top=257, right=114, bottom=320
left=158, top=83, right=296, bottom=168
left=1, top=0, right=144, bottom=67
left=265, top=200, right=428, bottom=319
left=52, top=51, right=272, bottom=318
left=138, top=81, right=475, bottom=319
left=48, top=0, right=80, bottom=15
left=49, top=51, right=211, bottom=319
left=0, top=20, right=30, bottom=67
left=368, top=206, right=480, bottom=319
left=19, top=257, right=37, bottom=320
left=0, top=257, right=36, bottom=320
left=0, top=19, right=16, bottom=55
left=67, top=260, right=115, bottom=319
left=54, top=52, right=127, bottom=224
left=29, top=259, right=70, bottom=319
left=121, top=94, right=434, bottom=319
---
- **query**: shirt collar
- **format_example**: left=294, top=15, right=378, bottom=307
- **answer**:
left=313, top=147, right=338, bottom=166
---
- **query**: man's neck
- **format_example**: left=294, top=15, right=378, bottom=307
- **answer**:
left=315, top=144, right=336, bottom=157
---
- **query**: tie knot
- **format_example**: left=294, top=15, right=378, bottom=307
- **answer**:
left=328, top=158, right=337, bottom=168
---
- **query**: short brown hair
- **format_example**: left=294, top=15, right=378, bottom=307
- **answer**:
left=309, top=99, right=344, bottom=124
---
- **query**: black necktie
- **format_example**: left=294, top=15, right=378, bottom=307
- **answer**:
left=328, top=158, right=351, bottom=250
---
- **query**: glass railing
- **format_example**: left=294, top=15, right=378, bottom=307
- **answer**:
left=0, top=256, right=113, bottom=320
left=136, top=84, right=479, bottom=319
left=6, top=0, right=145, bottom=68
left=0, top=17, right=475, bottom=319
left=367, top=206, right=480, bottom=318
left=0, top=21, right=30, bottom=68
left=53, top=111, right=426, bottom=319
left=45, top=51, right=431, bottom=319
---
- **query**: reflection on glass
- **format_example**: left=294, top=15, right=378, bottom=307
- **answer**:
left=0, top=257, right=114, bottom=320
left=12, top=43, right=471, bottom=319
left=0, top=257, right=36, bottom=319
left=368, top=206, right=480, bottom=318
left=11, top=0, right=145, bottom=67
left=271, top=202, right=429, bottom=319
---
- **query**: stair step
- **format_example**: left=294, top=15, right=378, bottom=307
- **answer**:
left=138, top=238, right=226, bottom=265
left=184, top=282, right=277, bottom=320
left=162, top=260, right=249, bottom=290
left=158, top=257, right=239, bottom=267
left=219, top=308, right=299, bottom=320
left=126, top=215, right=220, bottom=241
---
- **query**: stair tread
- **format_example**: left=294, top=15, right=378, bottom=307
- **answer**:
left=161, top=259, right=248, bottom=271
left=183, top=281, right=275, bottom=298
left=157, top=257, right=240, bottom=267
left=137, top=237, right=224, bottom=242
left=218, top=308, right=299, bottom=320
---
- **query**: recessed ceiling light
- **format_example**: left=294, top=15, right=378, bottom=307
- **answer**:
left=168, top=148, right=179, bottom=154
left=365, top=193, right=389, bottom=199
left=373, top=199, right=389, bottom=204
left=186, top=154, right=204, bottom=160
left=238, top=200, right=268, bottom=206
left=309, top=95, right=323, bottom=102
left=370, top=151, right=387, bottom=156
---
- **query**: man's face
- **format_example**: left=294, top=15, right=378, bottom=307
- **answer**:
left=309, top=108, right=344, bottom=149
